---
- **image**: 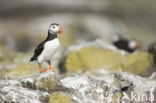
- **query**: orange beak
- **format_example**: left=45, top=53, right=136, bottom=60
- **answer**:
left=135, top=44, right=139, bottom=49
left=59, top=27, right=64, bottom=35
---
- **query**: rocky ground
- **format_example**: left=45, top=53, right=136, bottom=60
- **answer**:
left=0, top=0, right=156, bottom=103
left=1, top=70, right=156, bottom=103
left=0, top=41, right=156, bottom=103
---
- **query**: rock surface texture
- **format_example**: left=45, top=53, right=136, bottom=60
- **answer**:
left=0, top=70, right=156, bottom=103
left=62, top=41, right=153, bottom=76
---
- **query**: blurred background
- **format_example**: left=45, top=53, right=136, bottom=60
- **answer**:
left=1, top=0, right=156, bottom=52
left=0, top=0, right=156, bottom=77
left=1, top=1, right=156, bottom=102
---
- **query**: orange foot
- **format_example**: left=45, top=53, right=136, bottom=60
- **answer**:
left=49, top=64, right=55, bottom=72
left=39, top=64, right=48, bottom=73
left=40, top=69, right=48, bottom=73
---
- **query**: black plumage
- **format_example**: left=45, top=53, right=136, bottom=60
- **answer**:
left=113, top=39, right=135, bottom=53
left=30, top=23, right=64, bottom=73
left=30, top=31, right=57, bottom=61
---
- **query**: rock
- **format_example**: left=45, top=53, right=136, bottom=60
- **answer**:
left=0, top=76, right=50, bottom=103
left=0, top=86, right=50, bottom=103
left=1, top=69, right=156, bottom=103
left=148, top=72, right=156, bottom=80
left=49, top=92, right=73, bottom=103
left=148, top=42, right=156, bottom=55
left=0, top=45, right=30, bottom=75
left=115, top=72, right=156, bottom=103
left=123, top=52, right=153, bottom=76
left=34, top=72, right=61, bottom=91
left=60, top=71, right=156, bottom=103
left=148, top=42, right=156, bottom=65
left=62, top=43, right=153, bottom=76
left=19, top=71, right=62, bottom=92
left=60, top=74, right=121, bottom=103
left=65, top=46, right=125, bottom=72
left=7, top=63, right=39, bottom=79
left=0, top=76, right=20, bottom=87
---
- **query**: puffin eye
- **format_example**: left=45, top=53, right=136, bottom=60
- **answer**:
left=53, top=26, right=55, bottom=28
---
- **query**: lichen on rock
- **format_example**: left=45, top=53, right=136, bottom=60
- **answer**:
left=19, top=71, right=61, bottom=92
left=65, top=46, right=125, bottom=72
left=7, top=63, right=39, bottom=79
left=0, top=76, right=50, bottom=103
left=63, top=44, right=154, bottom=76
left=60, top=74, right=120, bottom=103
left=123, top=51, right=153, bottom=76
left=35, top=72, right=59, bottom=91
left=49, top=92, right=73, bottom=103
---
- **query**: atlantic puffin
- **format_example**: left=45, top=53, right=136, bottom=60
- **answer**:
left=111, top=35, right=138, bottom=53
left=30, top=23, right=64, bottom=72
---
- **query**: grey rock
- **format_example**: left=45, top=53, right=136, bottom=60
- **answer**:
left=60, top=71, right=156, bottom=103
left=60, top=74, right=120, bottom=103
left=115, top=72, right=156, bottom=103
left=1, top=70, right=156, bottom=103
left=19, top=71, right=62, bottom=92
left=0, top=76, right=50, bottom=103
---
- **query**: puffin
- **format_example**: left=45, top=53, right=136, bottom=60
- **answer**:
left=30, top=23, right=64, bottom=72
left=111, top=35, right=138, bottom=53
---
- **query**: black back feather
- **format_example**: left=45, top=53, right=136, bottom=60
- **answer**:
left=30, top=31, right=57, bottom=61
left=30, top=41, right=45, bottom=61
left=113, top=39, right=134, bottom=53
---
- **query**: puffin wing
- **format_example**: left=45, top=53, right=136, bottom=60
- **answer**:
left=30, top=41, right=45, bottom=61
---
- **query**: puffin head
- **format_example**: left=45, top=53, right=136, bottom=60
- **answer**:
left=48, top=23, right=64, bottom=35
left=128, top=41, right=138, bottom=50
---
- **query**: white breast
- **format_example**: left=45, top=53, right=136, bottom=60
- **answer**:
left=38, top=38, right=60, bottom=63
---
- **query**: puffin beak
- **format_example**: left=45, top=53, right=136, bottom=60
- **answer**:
left=135, top=44, right=139, bottom=49
left=59, top=27, right=64, bottom=35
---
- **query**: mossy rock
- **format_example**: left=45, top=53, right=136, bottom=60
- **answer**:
left=35, top=73, right=58, bottom=91
left=49, top=92, right=73, bottom=103
left=19, top=72, right=59, bottom=92
left=7, top=63, right=39, bottom=79
left=65, top=46, right=125, bottom=72
left=123, top=52, right=153, bottom=76
left=64, top=46, right=154, bottom=76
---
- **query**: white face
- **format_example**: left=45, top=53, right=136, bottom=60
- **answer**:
left=129, top=41, right=138, bottom=49
left=49, top=24, right=60, bottom=34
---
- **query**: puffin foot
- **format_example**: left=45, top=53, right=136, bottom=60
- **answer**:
left=40, top=69, right=48, bottom=73
left=39, top=64, right=48, bottom=73
left=49, top=64, right=55, bottom=72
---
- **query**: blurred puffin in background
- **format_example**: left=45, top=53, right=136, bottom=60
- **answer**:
left=30, top=23, right=64, bottom=72
left=111, top=34, right=139, bottom=53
